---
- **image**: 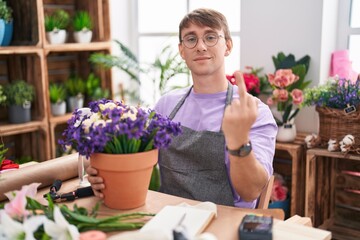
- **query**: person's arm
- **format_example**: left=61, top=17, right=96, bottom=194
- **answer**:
left=222, top=71, right=273, bottom=202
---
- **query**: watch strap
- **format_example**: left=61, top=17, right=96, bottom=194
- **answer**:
left=226, top=141, right=252, bottom=157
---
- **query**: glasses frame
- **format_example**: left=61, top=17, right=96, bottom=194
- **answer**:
left=180, top=33, right=224, bottom=49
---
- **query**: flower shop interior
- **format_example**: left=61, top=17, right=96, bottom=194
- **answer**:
left=0, top=0, right=359, bottom=239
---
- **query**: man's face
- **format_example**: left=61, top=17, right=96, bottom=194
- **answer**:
left=178, top=24, right=232, bottom=78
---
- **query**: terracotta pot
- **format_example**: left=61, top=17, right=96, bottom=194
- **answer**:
left=90, top=149, right=158, bottom=210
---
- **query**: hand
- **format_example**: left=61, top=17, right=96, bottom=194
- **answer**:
left=222, top=71, right=258, bottom=149
left=86, top=166, right=105, bottom=198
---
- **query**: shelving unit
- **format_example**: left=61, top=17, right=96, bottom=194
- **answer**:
left=0, top=0, right=112, bottom=161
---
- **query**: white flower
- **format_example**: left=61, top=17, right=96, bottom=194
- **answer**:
left=74, top=108, right=92, bottom=127
left=99, top=102, right=117, bottom=111
left=0, top=210, right=46, bottom=240
left=121, top=106, right=138, bottom=121
left=44, top=207, right=80, bottom=240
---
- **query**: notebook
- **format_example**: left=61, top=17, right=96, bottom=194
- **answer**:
left=140, top=204, right=216, bottom=238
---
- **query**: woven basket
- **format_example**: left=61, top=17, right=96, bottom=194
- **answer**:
left=316, top=106, right=360, bottom=144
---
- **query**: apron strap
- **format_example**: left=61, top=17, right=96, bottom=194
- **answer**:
left=169, top=83, right=234, bottom=120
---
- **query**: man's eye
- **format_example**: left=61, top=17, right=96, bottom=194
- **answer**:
left=186, top=36, right=197, bottom=43
left=205, top=34, right=217, bottom=41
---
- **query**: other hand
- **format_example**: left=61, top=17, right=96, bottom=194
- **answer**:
left=86, top=166, right=105, bottom=198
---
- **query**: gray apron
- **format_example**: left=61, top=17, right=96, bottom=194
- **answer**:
left=159, top=84, right=235, bottom=206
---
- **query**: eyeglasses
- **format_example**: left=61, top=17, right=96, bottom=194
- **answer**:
left=180, top=33, right=224, bottom=49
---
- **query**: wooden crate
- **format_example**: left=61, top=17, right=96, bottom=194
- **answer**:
left=305, top=149, right=360, bottom=239
left=2, top=130, right=49, bottom=163
left=0, top=53, right=46, bottom=123
left=7, top=0, right=43, bottom=46
left=45, top=49, right=112, bottom=113
left=43, top=0, right=111, bottom=43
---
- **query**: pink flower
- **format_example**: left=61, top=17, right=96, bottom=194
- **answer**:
left=4, top=183, right=41, bottom=220
left=273, top=89, right=289, bottom=102
left=267, top=69, right=299, bottom=88
left=291, top=89, right=304, bottom=105
left=271, top=179, right=288, bottom=202
left=266, top=97, right=274, bottom=106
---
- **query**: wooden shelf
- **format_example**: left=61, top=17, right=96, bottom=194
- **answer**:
left=0, top=121, right=47, bottom=136
left=0, top=47, right=42, bottom=55
left=49, top=113, right=73, bottom=125
left=44, top=41, right=112, bottom=53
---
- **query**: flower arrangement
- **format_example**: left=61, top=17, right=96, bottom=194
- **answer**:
left=226, top=66, right=271, bottom=97
left=59, top=99, right=182, bottom=158
left=266, top=52, right=311, bottom=126
left=303, top=76, right=360, bottom=109
left=0, top=183, right=155, bottom=239
left=271, top=173, right=288, bottom=202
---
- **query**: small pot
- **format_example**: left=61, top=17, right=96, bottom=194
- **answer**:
left=51, top=101, right=66, bottom=116
left=67, top=95, right=84, bottom=112
left=1, top=19, right=13, bottom=46
left=46, top=29, right=67, bottom=44
left=276, top=123, right=297, bottom=142
left=8, top=102, right=31, bottom=124
left=74, top=30, right=93, bottom=43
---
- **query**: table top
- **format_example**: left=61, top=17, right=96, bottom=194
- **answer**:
left=36, top=178, right=331, bottom=240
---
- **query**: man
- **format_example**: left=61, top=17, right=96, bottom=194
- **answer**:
left=88, top=8, right=277, bottom=208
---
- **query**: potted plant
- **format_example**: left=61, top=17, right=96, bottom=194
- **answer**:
left=303, top=76, right=360, bottom=146
left=59, top=99, right=182, bottom=209
left=0, top=0, right=13, bottom=46
left=49, top=82, right=67, bottom=116
left=85, top=73, right=109, bottom=102
left=266, top=52, right=311, bottom=142
left=73, top=10, right=93, bottom=43
left=4, top=80, right=35, bottom=124
left=64, top=76, right=86, bottom=112
left=45, top=9, right=70, bottom=44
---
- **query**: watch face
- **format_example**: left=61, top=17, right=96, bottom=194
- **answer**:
left=239, top=143, right=252, bottom=157
left=227, top=141, right=252, bottom=157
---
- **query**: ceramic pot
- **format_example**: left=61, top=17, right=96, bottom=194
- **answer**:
left=1, top=20, right=13, bottom=46
left=0, top=20, right=5, bottom=45
left=74, top=30, right=93, bottom=43
left=46, top=30, right=67, bottom=44
left=276, top=123, right=296, bottom=142
left=8, top=102, right=31, bottom=124
left=67, top=95, right=84, bottom=112
left=90, top=149, right=158, bottom=210
left=51, top=101, right=66, bottom=116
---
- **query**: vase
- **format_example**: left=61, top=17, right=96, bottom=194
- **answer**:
left=276, top=123, right=297, bottom=142
left=51, top=101, right=66, bottom=116
left=46, top=30, right=67, bottom=44
left=90, top=149, right=158, bottom=210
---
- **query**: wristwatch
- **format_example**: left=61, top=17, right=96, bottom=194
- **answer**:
left=226, top=141, right=252, bottom=157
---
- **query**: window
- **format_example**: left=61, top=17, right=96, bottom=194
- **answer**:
left=338, top=0, right=360, bottom=72
left=136, top=0, right=241, bottom=105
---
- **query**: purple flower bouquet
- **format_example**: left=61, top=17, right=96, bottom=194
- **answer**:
left=59, top=99, right=182, bottom=158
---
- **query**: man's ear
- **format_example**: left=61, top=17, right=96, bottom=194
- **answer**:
left=178, top=43, right=185, bottom=59
left=225, top=39, right=233, bottom=56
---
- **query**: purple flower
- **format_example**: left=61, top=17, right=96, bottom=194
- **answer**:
left=59, top=100, right=182, bottom=158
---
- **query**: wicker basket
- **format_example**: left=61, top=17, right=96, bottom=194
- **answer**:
left=316, top=106, right=360, bottom=144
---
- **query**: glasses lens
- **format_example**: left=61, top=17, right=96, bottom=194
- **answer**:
left=183, top=35, right=197, bottom=49
left=204, top=33, right=219, bottom=47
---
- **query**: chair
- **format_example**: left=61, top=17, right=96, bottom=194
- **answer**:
left=256, top=175, right=274, bottom=209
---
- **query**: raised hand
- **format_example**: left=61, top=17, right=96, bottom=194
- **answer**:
left=222, top=71, right=258, bottom=149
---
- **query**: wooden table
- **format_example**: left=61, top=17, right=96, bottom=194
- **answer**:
left=275, top=132, right=307, bottom=216
left=35, top=178, right=331, bottom=240
left=305, top=148, right=360, bottom=234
